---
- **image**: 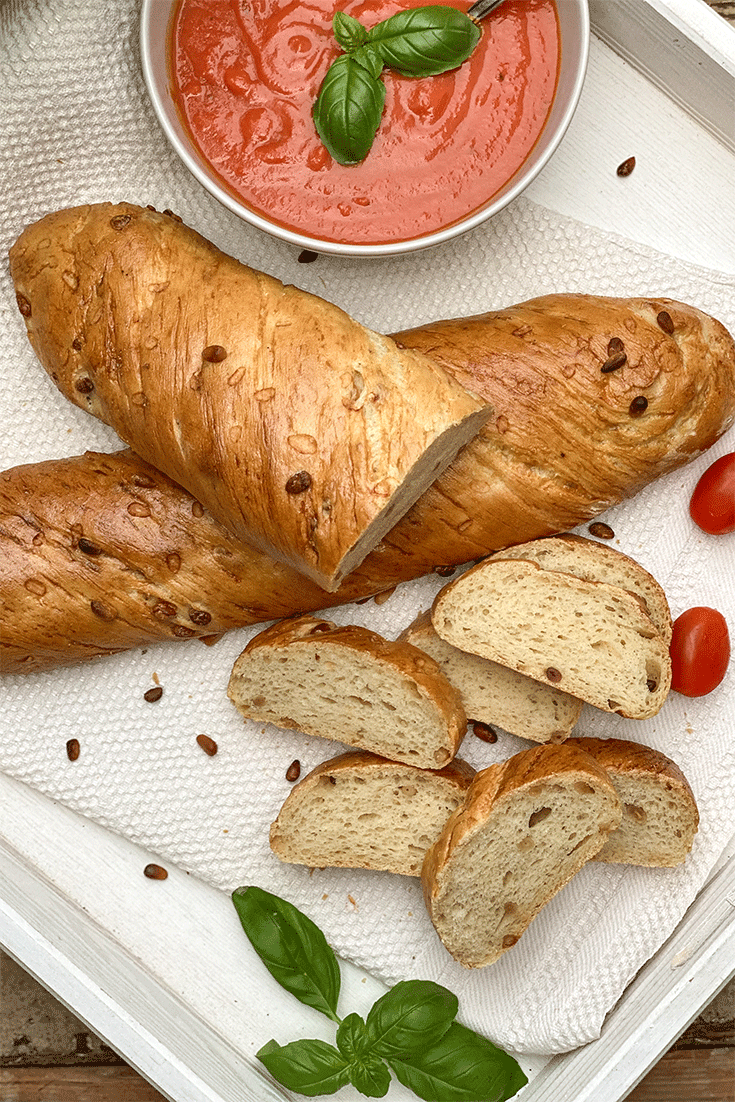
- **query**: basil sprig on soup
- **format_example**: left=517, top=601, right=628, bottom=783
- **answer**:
left=314, top=6, right=482, bottom=164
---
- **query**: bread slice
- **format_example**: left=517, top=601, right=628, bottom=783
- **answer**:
left=399, top=610, right=582, bottom=743
left=421, top=743, right=623, bottom=968
left=270, top=751, right=476, bottom=876
left=567, top=737, right=699, bottom=865
left=489, top=535, right=672, bottom=643
left=228, top=614, right=467, bottom=769
left=431, top=559, right=671, bottom=719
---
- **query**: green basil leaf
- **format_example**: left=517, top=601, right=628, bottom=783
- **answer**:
left=386, top=1021, right=528, bottom=1102
left=313, top=52, right=386, bottom=165
left=365, top=979, right=458, bottom=1056
left=336, top=1012, right=372, bottom=1061
left=368, top=5, right=481, bottom=77
left=352, top=42, right=385, bottom=81
left=232, top=886, right=341, bottom=1022
left=348, top=1053, right=392, bottom=1098
left=257, top=1038, right=351, bottom=1097
left=333, top=10, right=368, bottom=52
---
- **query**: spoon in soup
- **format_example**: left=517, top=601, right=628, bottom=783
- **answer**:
left=467, top=0, right=508, bottom=18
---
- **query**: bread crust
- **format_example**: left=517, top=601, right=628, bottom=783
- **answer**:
left=3, top=280, right=735, bottom=671
left=9, top=203, right=488, bottom=591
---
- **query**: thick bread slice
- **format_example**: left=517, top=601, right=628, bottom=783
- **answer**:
left=567, top=737, right=699, bottom=865
left=431, top=559, right=671, bottom=719
left=10, top=203, right=489, bottom=592
left=489, top=535, right=672, bottom=643
left=422, top=743, right=623, bottom=968
left=399, top=610, right=582, bottom=743
left=270, top=751, right=476, bottom=876
left=227, top=615, right=467, bottom=769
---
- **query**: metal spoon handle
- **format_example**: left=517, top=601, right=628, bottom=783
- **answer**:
left=467, top=0, right=507, bottom=19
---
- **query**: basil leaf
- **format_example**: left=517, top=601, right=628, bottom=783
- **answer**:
left=313, top=52, right=386, bottom=165
left=368, top=6, right=481, bottom=77
left=349, top=1053, right=392, bottom=1098
left=257, top=1038, right=351, bottom=1097
left=386, top=1021, right=528, bottom=1102
left=365, top=979, right=458, bottom=1056
left=333, top=10, right=368, bottom=51
left=232, top=886, right=341, bottom=1022
left=336, top=1012, right=372, bottom=1060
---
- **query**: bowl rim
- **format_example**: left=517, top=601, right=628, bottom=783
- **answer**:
left=140, top=0, right=590, bottom=258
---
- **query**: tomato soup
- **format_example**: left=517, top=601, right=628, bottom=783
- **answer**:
left=170, top=0, right=560, bottom=244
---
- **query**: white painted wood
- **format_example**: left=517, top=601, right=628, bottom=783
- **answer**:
left=2, top=4, right=735, bottom=1101
left=589, top=0, right=735, bottom=150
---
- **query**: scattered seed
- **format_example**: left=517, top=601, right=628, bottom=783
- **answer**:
left=472, top=721, right=498, bottom=743
left=77, top=537, right=102, bottom=556
left=601, top=351, right=627, bottom=373
left=90, top=599, right=116, bottom=621
left=588, top=522, right=615, bottom=540
left=144, top=863, right=168, bottom=880
left=72, top=337, right=84, bottom=351
left=110, top=214, right=131, bottom=230
left=74, top=377, right=95, bottom=394
left=162, top=208, right=183, bottom=222
left=202, top=344, right=227, bottom=362
left=196, top=734, right=218, bottom=756
left=285, top=471, right=313, bottom=494
left=656, top=310, right=675, bottom=334
left=616, top=156, right=636, bottom=177
left=144, top=686, right=163, bottom=703
left=188, top=608, right=212, bottom=626
left=16, top=292, right=31, bottom=317
left=647, top=679, right=658, bottom=692
left=171, top=624, right=196, bottom=638
left=132, top=473, right=156, bottom=488
left=298, top=250, right=319, bottom=263
left=66, top=738, right=80, bottom=761
left=152, top=600, right=177, bottom=619
left=629, top=395, right=649, bottom=416
left=127, top=501, right=151, bottom=518
left=545, top=667, right=563, bottom=682
left=607, top=337, right=625, bottom=355
left=433, top=565, right=456, bottom=577
left=286, top=759, right=301, bottom=781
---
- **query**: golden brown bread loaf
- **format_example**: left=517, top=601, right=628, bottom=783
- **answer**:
left=8, top=202, right=489, bottom=591
left=3, top=273, right=735, bottom=672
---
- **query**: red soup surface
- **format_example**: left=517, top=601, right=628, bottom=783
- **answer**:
left=170, top=0, right=560, bottom=244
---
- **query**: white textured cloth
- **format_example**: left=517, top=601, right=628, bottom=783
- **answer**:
left=1, top=0, right=735, bottom=1058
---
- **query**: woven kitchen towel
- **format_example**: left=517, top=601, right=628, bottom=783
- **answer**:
left=1, top=0, right=735, bottom=1058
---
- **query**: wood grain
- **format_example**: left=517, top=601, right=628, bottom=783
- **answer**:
left=2, top=1048, right=734, bottom=1101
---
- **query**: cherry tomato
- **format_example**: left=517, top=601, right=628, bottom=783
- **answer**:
left=670, top=607, right=730, bottom=697
left=689, top=452, right=735, bottom=534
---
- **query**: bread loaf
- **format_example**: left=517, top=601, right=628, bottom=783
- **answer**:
left=269, top=750, right=475, bottom=876
left=566, top=737, right=699, bottom=865
left=421, top=743, right=623, bottom=968
left=431, top=552, right=672, bottom=719
left=227, top=615, right=467, bottom=769
left=398, top=610, right=582, bottom=743
left=9, top=203, right=489, bottom=591
left=4, top=277, right=735, bottom=671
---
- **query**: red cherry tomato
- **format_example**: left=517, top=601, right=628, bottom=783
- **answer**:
left=689, top=452, right=735, bottom=534
left=670, top=607, right=730, bottom=697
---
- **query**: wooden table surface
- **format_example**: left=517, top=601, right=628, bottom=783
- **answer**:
left=2, top=2, right=735, bottom=1100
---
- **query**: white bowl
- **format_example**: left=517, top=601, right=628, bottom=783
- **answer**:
left=140, top=0, right=589, bottom=258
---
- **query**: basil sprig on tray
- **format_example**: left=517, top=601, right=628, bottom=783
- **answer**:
left=313, top=6, right=482, bottom=165
left=233, top=886, right=527, bottom=1100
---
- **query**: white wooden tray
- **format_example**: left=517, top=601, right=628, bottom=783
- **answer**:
left=2, top=1, right=735, bottom=1099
